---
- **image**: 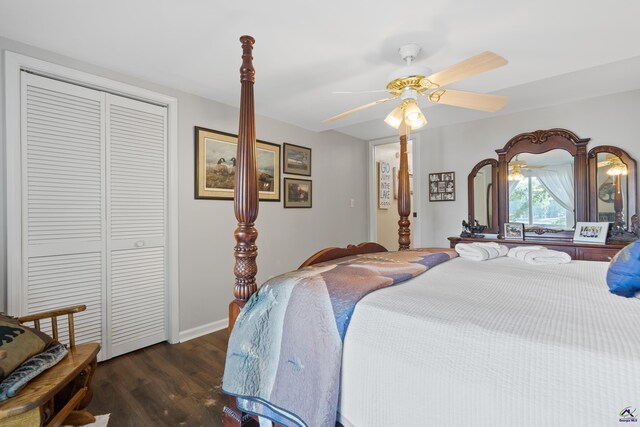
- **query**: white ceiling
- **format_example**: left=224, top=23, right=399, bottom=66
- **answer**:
left=1, top=0, right=640, bottom=140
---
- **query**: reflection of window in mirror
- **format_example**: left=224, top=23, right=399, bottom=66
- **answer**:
left=508, top=150, right=575, bottom=229
left=596, top=153, right=627, bottom=223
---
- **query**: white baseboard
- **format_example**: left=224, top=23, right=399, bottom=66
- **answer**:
left=178, top=318, right=228, bottom=343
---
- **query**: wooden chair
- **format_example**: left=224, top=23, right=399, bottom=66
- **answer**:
left=0, top=305, right=100, bottom=426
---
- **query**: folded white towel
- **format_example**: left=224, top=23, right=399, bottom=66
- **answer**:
left=507, top=246, right=571, bottom=265
left=523, top=249, right=572, bottom=265
left=455, top=242, right=508, bottom=261
left=507, top=246, right=545, bottom=261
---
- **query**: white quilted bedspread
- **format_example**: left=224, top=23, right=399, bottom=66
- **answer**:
left=338, top=257, right=640, bottom=427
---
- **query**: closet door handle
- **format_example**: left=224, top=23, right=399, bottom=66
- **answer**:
left=135, top=240, right=145, bottom=248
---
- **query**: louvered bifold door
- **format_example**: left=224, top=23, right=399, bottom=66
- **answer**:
left=21, top=73, right=106, bottom=352
left=106, top=94, right=167, bottom=358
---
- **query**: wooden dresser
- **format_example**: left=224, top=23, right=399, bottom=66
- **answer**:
left=448, top=236, right=627, bottom=262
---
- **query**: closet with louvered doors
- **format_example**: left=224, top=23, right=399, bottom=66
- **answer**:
left=20, top=72, right=168, bottom=360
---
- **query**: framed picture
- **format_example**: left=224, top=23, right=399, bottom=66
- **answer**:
left=429, top=171, right=455, bottom=202
left=284, top=178, right=312, bottom=208
left=195, top=127, right=280, bottom=201
left=573, top=222, right=610, bottom=244
left=378, top=161, right=391, bottom=209
left=283, top=143, right=311, bottom=176
left=504, top=222, right=525, bottom=240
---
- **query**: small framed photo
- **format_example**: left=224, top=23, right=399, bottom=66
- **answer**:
left=429, top=171, right=455, bottom=202
left=284, top=178, right=312, bottom=208
left=504, top=222, right=525, bottom=240
left=573, top=222, right=610, bottom=244
left=283, top=143, right=311, bottom=176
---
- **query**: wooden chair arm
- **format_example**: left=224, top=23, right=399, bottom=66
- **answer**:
left=17, top=305, right=87, bottom=347
left=17, top=305, right=86, bottom=323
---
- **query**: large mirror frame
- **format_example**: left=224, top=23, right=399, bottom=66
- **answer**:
left=467, top=128, right=638, bottom=242
left=468, top=159, right=499, bottom=233
left=496, top=129, right=589, bottom=240
left=588, top=145, right=637, bottom=230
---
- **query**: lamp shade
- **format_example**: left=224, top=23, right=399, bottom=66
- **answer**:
left=508, top=165, right=525, bottom=181
left=384, top=105, right=404, bottom=129
left=607, top=161, right=628, bottom=176
left=403, top=100, right=427, bottom=130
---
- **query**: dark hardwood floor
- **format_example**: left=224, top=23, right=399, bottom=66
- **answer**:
left=88, top=329, right=228, bottom=426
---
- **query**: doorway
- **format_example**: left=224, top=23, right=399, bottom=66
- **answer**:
left=369, top=136, right=419, bottom=250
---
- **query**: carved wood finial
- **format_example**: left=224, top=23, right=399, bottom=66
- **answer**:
left=398, top=133, right=411, bottom=250
left=233, top=35, right=259, bottom=301
left=239, top=35, right=255, bottom=83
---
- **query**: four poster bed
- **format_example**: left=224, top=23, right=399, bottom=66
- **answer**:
left=222, top=37, right=640, bottom=427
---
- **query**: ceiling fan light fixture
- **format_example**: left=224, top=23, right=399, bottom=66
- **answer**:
left=508, top=165, right=525, bottom=181
left=403, top=100, right=427, bottom=129
left=384, top=105, right=404, bottom=129
left=607, top=164, right=628, bottom=176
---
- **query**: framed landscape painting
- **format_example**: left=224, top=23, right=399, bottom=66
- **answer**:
left=284, top=178, right=312, bottom=208
left=283, top=143, right=311, bottom=176
left=195, top=127, right=280, bottom=201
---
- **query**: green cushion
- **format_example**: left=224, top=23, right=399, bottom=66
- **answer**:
left=0, top=314, right=53, bottom=380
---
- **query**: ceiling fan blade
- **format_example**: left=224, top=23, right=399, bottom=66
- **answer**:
left=597, top=160, right=613, bottom=167
left=522, top=165, right=545, bottom=169
left=427, top=89, right=507, bottom=112
left=332, top=89, right=390, bottom=94
left=423, top=51, right=507, bottom=88
left=322, top=96, right=398, bottom=122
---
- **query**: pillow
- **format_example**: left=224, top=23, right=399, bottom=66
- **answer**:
left=607, top=240, right=640, bottom=297
left=0, top=343, right=68, bottom=401
left=0, top=314, right=53, bottom=380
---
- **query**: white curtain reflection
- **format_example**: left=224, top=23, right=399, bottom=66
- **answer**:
left=531, top=164, right=575, bottom=227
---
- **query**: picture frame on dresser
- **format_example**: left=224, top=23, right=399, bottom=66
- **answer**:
left=573, top=222, right=610, bottom=244
left=504, top=222, right=525, bottom=240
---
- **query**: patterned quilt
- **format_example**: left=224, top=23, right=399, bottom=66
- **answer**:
left=222, top=249, right=457, bottom=427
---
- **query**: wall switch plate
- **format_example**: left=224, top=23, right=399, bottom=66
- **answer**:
left=350, top=198, right=355, bottom=208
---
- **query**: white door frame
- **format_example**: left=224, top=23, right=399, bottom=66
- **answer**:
left=4, top=51, right=180, bottom=344
left=368, top=133, right=422, bottom=248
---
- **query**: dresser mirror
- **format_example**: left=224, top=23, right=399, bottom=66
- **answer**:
left=465, top=129, right=638, bottom=243
left=588, top=146, right=637, bottom=238
left=468, top=159, right=498, bottom=233
left=507, top=150, right=575, bottom=230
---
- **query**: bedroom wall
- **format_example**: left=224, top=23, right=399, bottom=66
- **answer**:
left=0, top=36, right=368, bottom=334
left=418, top=89, right=640, bottom=246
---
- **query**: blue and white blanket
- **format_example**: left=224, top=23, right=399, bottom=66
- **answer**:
left=222, top=249, right=457, bottom=427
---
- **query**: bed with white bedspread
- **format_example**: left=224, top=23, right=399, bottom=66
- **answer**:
left=338, top=257, right=640, bottom=427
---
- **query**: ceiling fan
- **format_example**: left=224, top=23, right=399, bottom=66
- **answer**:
left=323, top=43, right=508, bottom=129
left=508, top=156, right=545, bottom=181
left=598, top=155, right=628, bottom=176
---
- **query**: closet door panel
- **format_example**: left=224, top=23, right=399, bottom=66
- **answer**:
left=23, top=75, right=104, bottom=249
left=108, top=97, right=166, bottom=243
left=109, top=246, right=166, bottom=357
left=21, top=73, right=106, bottom=355
left=27, top=252, right=103, bottom=346
left=106, top=94, right=167, bottom=358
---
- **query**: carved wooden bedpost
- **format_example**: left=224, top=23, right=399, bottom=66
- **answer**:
left=398, top=123, right=411, bottom=250
left=229, top=35, right=259, bottom=334
left=224, top=35, right=261, bottom=427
